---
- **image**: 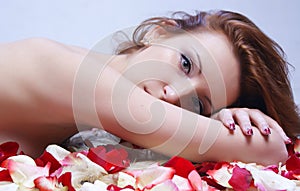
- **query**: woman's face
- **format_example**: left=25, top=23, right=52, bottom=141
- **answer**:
left=121, top=30, right=240, bottom=115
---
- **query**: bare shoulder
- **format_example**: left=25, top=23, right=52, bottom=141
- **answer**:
left=0, top=38, right=89, bottom=62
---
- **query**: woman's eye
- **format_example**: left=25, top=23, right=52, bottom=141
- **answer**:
left=192, top=97, right=205, bottom=115
left=198, top=100, right=204, bottom=115
left=180, top=54, right=192, bottom=74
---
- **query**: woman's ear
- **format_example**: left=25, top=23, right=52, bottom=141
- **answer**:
left=142, top=19, right=178, bottom=45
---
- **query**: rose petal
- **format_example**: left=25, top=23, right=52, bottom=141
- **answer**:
left=0, top=167, right=12, bottom=182
left=228, top=166, right=252, bottom=191
left=200, top=176, right=226, bottom=190
left=107, top=184, right=135, bottom=191
left=117, top=172, right=136, bottom=188
left=0, top=181, right=18, bottom=191
left=206, top=162, right=233, bottom=188
left=87, top=146, right=130, bottom=173
left=45, top=145, right=70, bottom=162
left=263, top=165, right=279, bottom=174
left=34, top=176, right=67, bottom=191
left=54, top=153, right=107, bottom=189
left=150, top=180, right=179, bottom=191
left=171, top=174, right=193, bottom=190
left=164, top=156, right=195, bottom=178
left=286, top=154, right=300, bottom=171
left=4, top=155, right=50, bottom=188
left=200, top=179, right=221, bottom=191
left=188, top=170, right=203, bottom=190
left=35, top=151, right=61, bottom=174
left=58, top=172, right=75, bottom=191
left=0, top=142, right=19, bottom=164
left=79, top=180, right=108, bottom=191
left=135, top=166, right=175, bottom=189
left=195, top=161, right=216, bottom=176
left=242, top=163, right=296, bottom=191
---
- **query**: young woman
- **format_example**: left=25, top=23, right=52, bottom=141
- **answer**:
left=0, top=10, right=299, bottom=165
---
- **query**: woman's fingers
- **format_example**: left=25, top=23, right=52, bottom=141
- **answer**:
left=247, top=109, right=290, bottom=143
left=263, top=114, right=292, bottom=144
left=232, top=109, right=253, bottom=135
left=246, top=109, right=271, bottom=135
left=216, top=108, right=291, bottom=143
left=217, top=109, right=235, bottom=130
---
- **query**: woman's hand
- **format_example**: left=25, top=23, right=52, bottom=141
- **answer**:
left=212, top=108, right=291, bottom=144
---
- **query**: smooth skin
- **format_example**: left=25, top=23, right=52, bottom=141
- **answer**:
left=0, top=34, right=288, bottom=165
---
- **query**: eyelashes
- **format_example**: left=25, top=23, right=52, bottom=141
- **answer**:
left=180, top=53, right=192, bottom=74
left=192, top=97, right=204, bottom=115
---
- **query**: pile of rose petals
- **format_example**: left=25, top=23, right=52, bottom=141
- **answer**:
left=1, top=141, right=300, bottom=191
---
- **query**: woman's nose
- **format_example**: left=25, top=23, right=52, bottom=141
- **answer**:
left=162, top=85, right=180, bottom=105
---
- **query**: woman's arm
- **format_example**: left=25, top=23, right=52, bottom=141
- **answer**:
left=93, top=62, right=288, bottom=165
left=0, top=38, right=288, bottom=165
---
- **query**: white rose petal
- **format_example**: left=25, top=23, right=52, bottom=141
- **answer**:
left=79, top=180, right=108, bottom=191
left=45, top=145, right=70, bottom=161
left=117, top=172, right=136, bottom=188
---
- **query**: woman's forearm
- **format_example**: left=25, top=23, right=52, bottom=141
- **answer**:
left=86, top=48, right=288, bottom=165
left=93, top=65, right=288, bottom=165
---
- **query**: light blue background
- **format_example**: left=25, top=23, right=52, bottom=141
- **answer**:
left=1, top=0, right=299, bottom=105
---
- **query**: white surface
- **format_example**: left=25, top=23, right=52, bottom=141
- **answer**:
left=1, top=0, right=299, bottom=104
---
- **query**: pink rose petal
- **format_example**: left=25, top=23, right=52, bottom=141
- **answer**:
left=228, top=166, right=252, bottom=191
left=150, top=179, right=179, bottom=191
left=107, top=184, right=135, bottom=191
left=188, top=170, right=203, bottom=190
left=172, top=174, right=193, bottom=190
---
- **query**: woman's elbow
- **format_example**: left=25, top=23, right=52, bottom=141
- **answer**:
left=258, top=137, right=289, bottom=166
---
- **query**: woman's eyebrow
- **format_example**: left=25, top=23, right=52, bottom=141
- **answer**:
left=192, top=47, right=202, bottom=74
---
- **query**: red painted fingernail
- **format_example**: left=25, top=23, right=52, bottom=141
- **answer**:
left=264, top=128, right=271, bottom=135
left=229, top=123, right=235, bottom=130
left=247, top=129, right=253, bottom=135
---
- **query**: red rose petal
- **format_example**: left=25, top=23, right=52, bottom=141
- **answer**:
left=228, top=166, right=252, bottom=191
left=286, top=154, right=300, bottom=171
left=87, top=146, right=130, bottom=173
left=35, top=151, right=61, bottom=174
left=0, top=168, right=12, bottom=182
left=0, top=142, right=19, bottom=164
left=195, top=161, right=216, bottom=176
left=164, top=156, right=195, bottom=178
left=58, top=172, right=75, bottom=191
